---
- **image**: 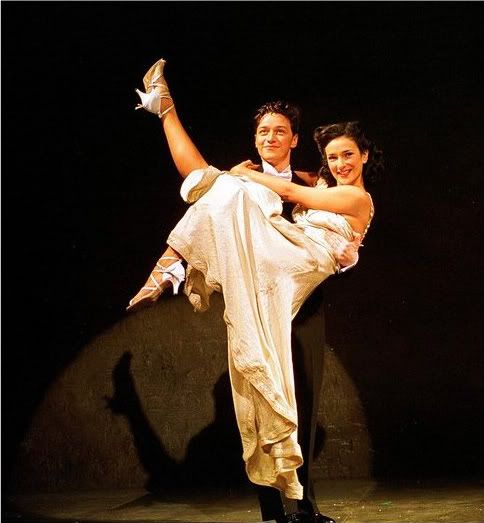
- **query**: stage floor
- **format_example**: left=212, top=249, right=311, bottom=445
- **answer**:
left=3, top=479, right=483, bottom=523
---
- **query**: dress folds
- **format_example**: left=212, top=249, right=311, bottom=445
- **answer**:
left=167, top=167, right=359, bottom=499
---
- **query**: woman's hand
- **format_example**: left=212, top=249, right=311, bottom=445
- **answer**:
left=229, top=160, right=261, bottom=177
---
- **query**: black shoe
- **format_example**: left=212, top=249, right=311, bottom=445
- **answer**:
left=283, top=510, right=336, bottom=523
left=285, top=513, right=312, bottom=523
left=313, top=513, right=336, bottom=523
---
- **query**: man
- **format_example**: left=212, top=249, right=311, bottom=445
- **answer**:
left=230, top=100, right=349, bottom=523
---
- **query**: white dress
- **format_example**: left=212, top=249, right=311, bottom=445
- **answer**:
left=167, top=167, right=372, bottom=499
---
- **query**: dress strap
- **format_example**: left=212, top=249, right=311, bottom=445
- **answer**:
left=360, top=192, right=374, bottom=242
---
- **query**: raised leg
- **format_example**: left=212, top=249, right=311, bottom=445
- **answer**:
left=135, top=58, right=209, bottom=178
left=161, top=107, right=209, bottom=178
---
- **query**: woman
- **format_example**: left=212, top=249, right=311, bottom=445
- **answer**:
left=128, top=58, right=383, bottom=502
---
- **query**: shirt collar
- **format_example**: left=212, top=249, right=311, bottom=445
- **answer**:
left=262, top=160, right=292, bottom=180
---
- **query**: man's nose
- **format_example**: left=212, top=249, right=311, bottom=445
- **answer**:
left=266, top=130, right=275, bottom=141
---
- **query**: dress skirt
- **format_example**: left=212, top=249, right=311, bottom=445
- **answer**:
left=167, top=168, right=338, bottom=499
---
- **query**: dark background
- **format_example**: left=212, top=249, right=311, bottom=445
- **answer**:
left=2, top=2, right=483, bottom=490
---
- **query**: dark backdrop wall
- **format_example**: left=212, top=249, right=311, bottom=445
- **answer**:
left=2, top=2, right=483, bottom=491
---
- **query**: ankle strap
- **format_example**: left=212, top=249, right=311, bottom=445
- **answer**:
left=158, top=104, right=174, bottom=119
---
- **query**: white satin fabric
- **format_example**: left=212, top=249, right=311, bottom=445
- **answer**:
left=167, top=167, right=365, bottom=499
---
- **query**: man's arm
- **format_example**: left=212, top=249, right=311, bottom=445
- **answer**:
left=293, top=170, right=319, bottom=187
left=229, top=160, right=360, bottom=270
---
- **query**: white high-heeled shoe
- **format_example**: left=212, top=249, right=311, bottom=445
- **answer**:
left=126, top=256, right=185, bottom=312
left=135, top=58, right=174, bottom=119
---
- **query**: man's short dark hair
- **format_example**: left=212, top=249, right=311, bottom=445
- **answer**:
left=254, top=100, right=301, bottom=135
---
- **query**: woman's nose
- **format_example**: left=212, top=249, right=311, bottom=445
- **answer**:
left=336, top=157, right=346, bottom=170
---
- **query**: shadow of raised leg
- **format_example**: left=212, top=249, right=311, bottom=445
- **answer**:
left=104, top=352, right=180, bottom=495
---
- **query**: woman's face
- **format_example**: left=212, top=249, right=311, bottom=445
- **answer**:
left=325, top=135, right=368, bottom=187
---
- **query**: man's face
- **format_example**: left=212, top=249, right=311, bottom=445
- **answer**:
left=254, top=113, right=298, bottom=170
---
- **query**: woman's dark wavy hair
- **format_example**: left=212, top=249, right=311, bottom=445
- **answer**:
left=313, top=121, right=384, bottom=187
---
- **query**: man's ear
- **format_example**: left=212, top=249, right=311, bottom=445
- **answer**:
left=291, top=133, right=299, bottom=149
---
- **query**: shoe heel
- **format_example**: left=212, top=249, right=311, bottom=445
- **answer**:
left=172, top=279, right=181, bottom=295
left=135, top=88, right=158, bottom=112
left=134, top=88, right=146, bottom=109
left=169, top=261, right=185, bottom=295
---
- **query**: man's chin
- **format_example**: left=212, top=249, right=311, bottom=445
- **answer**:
left=260, top=154, right=281, bottom=164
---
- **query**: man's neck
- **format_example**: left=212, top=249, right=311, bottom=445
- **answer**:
left=262, top=160, right=292, bottom=181
left=262, top=159, right=291, bottom=173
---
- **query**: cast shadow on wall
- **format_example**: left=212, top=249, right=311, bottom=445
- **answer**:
left=105, top=351, right=327, bottom=495
left=105, top=352, right=245, bottom=492
left=11, top=292, right=370, bottom=494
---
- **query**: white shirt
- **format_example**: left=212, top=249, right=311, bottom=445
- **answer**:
left=262, top=160, right=292, bottom=181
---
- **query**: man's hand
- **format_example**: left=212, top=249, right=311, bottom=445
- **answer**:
left=336, top=233, right=361, bottom=270
left=228, top=160, right=361, bottom=271
left=293, top=170, right=320, bottom=187
left=229, top=160, right=261, bottom=177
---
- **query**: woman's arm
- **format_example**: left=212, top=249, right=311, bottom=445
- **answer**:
left=230, top=161, right=367, bottom=218
left=293, top=170, right=319, bottom=187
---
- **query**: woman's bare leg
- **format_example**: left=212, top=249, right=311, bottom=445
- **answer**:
left=160, top=107, right=209, bottom=178
left=127, top=59, right=209, bottom=312
left=136, top=58, right=208, bottom=178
